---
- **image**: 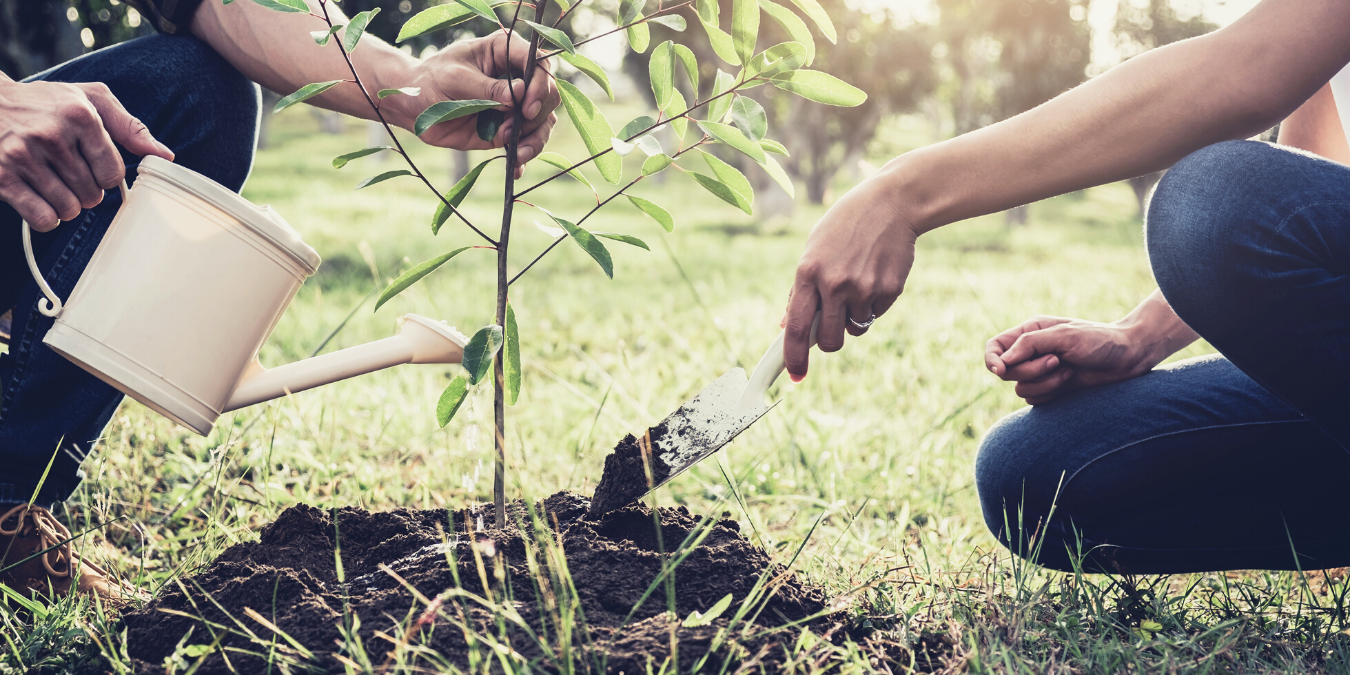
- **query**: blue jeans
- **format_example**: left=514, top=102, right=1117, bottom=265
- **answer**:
left=977, top=141, right=1350, bottom=574
left=0, top=35, right=259, bottom=505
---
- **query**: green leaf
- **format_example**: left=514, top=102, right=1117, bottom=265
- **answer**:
left=454, top=0, right=503, bottom=25
left=611, top=137, right=637, bottom=156
left=332, top=146, right=393, bottom=169
left=673, top=44, right=700, bottom=97
left=537, top=152, right=596, bottom=195
left=561, top=53, right=614, bottom=101
left=414, top=99, right=502, bottom=136
left=343, top=8, right=380, bottom=52
left=769, top=70, right=866, bottom=106
left=758, top=0, right=814, bottom=64
left=462, top=325, right=504, bottom=385
left=731, top=0, right=759, bottom=65
left=378, top=87, right=421, bottom=98
left=273, top=80, right=343, bottom=113
left=619, top=115, right=658, bottom=140
left=649, top=41, right=675, bottom=110
left=311, top=24, right=342, bottom=45
left=700, top=150, right=754, bottom=204
left=627, top=19, right=651, bottom=53
left=730, top=96, right=767, bottom=141
left=700, top=19, right=741, bottom=66
left=436, top=376, right=471, bottom=427
left=550, top=214, right=614, bottom=278
left=782, top=0, right=835, bottom=43
left=760, top=138, right=789, bottom=155
left=504, top=304, right=521, bottom=406
left=641, top=154, right=673, bottom=176
left=706, top=70, right=736, bottom=121
left=557, top=80, right=622, bottom=184
left=665, top=89, right=688, bottom=139
left=356, top=169, right=414, bottom=189
left=621, top=0, right=647, bottom=25
left=741, top=41, right=808, bottom=81
left=648, top=15, right=687, bottom=31
left=524, top=20, right=576, bottom=54
left=375, top=247, right=471, bottom=310
left=689, top=171, right=751, bottom=214
left=627, top=195, right=674, bottom=231
left=763, top=154, right=795, bottom=198
left=695, top=0, right=718, bottom=24
left=697, top=120, right=767, bottom=164
left=594, top=232, right=650, bottom=250
left=432, top=158, right=496, bottom=234
left=247, top=0, right=308, bottom=13
left=398, top=1, right=510, bottom=42
left=683, top=593, right=734, bottom=627
left=477, top=109, right=504, bottom=142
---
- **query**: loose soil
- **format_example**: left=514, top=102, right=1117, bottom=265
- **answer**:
left=588, top=423, right=673, bottom=517
left=123, top=492, right=837, bottom=674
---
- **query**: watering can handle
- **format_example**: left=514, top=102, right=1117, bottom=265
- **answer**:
left=22, top=180, right=129, bottom=318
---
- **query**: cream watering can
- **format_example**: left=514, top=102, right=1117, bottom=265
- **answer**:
left=21, top=155, right=467, bottom=436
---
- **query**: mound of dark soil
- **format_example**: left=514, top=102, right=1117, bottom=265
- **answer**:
left=123, top=492, right=834, bottom=673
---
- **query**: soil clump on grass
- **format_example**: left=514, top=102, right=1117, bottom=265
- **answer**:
left=123, top=491, right=834, bottom=673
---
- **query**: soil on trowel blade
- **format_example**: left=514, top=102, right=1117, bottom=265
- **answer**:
left=123, top=492, right=833, bottom=674
left=588, top=422, right=674, bottom=516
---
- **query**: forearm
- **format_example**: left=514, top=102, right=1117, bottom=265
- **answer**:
left=1118, top=290, right=1199, bottom=368
left=1278, top=83, right=1350, bottom=162
left=189, top=0, right=422, bottom=130
left=882, top=0, right=1350, bottom=234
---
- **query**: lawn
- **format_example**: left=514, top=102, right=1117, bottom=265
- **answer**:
left=5, top=106, right=1349, bottom=674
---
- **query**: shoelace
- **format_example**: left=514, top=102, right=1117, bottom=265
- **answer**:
left=0, top=504, right=73, bottom=578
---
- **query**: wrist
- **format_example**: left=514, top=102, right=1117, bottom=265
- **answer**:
left=872, top=151, right=938, bottom=237
left=364, top=49, right=424, bottom=132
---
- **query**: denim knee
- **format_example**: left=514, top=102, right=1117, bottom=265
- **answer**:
left=975, top=408, right=1044, bottom=541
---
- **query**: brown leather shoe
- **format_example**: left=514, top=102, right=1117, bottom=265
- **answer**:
left=0, top=503, right=144, bottom=608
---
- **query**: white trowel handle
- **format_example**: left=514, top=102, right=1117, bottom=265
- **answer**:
left=735, top=311, right=820, bottom=411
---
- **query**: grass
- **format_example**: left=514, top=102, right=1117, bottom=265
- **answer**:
left=4, top=106, right=1350, bottom=673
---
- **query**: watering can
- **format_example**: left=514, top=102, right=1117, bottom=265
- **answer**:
left=20, top=155, right=467, bottom=436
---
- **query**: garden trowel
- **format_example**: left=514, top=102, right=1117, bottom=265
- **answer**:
left=588, top=314, right=819, bottom=515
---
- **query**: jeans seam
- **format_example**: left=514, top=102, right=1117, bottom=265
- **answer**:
left=1059, top=418, right=1310, bottom=498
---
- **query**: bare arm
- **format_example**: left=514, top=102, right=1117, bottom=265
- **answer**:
left=783, top=0, right=1350, bottom=380
left=190, top=0, right=559, bottom=160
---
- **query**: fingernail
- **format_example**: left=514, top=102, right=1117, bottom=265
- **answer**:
left=517, top=145, right=535, bottom=163
left=526, top=100, right=542, bottom=119
left=790, top=372, right=805, bottom=383
left=1047, top=355, right=1059, bottom=367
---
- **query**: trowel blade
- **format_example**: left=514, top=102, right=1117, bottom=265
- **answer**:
left=647, top=368, right=775, bottom=492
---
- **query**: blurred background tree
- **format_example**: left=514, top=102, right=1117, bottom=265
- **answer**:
left=0, top=0, right=1227, bottom=215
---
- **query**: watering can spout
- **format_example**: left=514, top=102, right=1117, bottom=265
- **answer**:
left=223, top=314, right=467, bottom=412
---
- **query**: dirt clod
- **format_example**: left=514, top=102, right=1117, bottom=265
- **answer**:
left=123, top=492, right=832, bottom=673
left=588, top=422, right=674, bottom=516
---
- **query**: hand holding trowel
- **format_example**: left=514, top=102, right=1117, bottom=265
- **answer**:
left=588, top=314, right=820, bottom=515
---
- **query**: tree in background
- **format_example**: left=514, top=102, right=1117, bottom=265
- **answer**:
left=0, top=0, right=151, bottom=79
left=1115, top=0, right=1215, bottom=215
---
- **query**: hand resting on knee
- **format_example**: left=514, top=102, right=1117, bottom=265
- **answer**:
left=984, top=290, right=1199, bottom=405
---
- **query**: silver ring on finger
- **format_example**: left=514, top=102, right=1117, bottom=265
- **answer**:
left=848, top=314, right=877, bottom=329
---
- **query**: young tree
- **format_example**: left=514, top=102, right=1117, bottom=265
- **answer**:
left=257, top=0, right=864, bottom=524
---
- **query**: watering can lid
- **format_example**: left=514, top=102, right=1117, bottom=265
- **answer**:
left=138, top=156, right=322, bottom=275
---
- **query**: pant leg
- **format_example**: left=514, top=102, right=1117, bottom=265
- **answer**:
left=1148, top=140, right=1350, bottom=448
left=976, top=355, right=1350, bottom=574
left=0, top=34, right=260, bottom=504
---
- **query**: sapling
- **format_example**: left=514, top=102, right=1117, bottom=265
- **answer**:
left=253, top=0, right=865, bottom=525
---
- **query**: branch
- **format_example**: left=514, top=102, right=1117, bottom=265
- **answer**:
left=508, top=142, right=703, bottom=285
left=318, top=2, right=498, bottom=246
left=514, top=84, right=746, bottom=200
left=537, top=0, right=695, bottom=60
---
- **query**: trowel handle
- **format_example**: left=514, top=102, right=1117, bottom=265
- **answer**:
left=22, top=180, right=129, bottom=318
left=735, top=311, right=820, bottom=411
